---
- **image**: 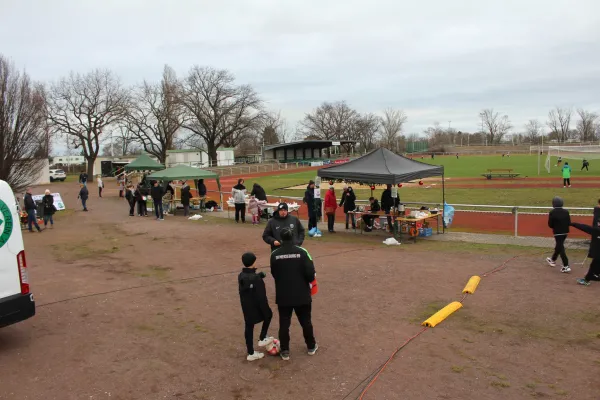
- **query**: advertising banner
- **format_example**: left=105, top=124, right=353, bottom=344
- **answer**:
left=32, top=193, right=66, bottom=211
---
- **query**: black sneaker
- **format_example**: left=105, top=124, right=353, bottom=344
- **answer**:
left=308, top=343, right=319, bottom=356
left=280, top=350, right=290, bottom=361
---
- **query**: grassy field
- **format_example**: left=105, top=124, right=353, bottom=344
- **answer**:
left=249, top=154, right=600, bottom=208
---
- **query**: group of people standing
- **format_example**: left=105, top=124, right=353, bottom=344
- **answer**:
left=309, top=183, right=399, bottom=234
left=231, top=179, right=268, bottom=224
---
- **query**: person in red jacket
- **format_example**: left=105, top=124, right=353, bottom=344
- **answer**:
left=324, top=185, right=338, bottom=233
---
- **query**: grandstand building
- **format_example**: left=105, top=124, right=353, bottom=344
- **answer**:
left=263, top=140, right=356, bottom=164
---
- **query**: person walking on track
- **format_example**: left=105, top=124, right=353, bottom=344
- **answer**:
left=270, top=227, right=318, bottom=361
left=547, top=196, right=570, bottom=273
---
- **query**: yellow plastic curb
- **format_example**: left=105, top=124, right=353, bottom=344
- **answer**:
left=462, top=276, right=481, bottom=294
left=422, top=301, right=463, bottom=328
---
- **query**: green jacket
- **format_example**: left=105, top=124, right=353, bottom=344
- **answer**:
left=562, top=165, right=572, bottom=179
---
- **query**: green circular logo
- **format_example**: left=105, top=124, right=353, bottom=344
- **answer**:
left=0, top=199, right=13, bottom=248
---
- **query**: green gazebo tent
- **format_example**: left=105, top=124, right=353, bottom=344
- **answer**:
left=124, top=154, right=165, bottom=172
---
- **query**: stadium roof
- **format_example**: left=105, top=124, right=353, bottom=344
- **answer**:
left=264, top=140, right=356, bottom=151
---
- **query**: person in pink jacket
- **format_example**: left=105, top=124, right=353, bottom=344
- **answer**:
left=248, top=195, right=260, bottom=225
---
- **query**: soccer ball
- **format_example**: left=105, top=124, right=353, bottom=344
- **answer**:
left=266, top=339, right=280, bottom=356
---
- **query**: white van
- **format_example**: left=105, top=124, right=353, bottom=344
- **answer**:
left=0, top=180, right=35, bottom=328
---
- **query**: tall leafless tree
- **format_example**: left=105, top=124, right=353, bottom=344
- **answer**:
left=524, top=119, right=543, bottom=144
left=301, top=101, right=359, bottom=153
left=576, top=108, right=598, bottom=142
left=126, top=65, right=185, bottom=164
left=47, top=69, right=129, bottom=177
left=0, top=55, right=49, bottom=191
left=479, top=109, right=512, bottom=144
left=423, top=122, right=446, bottom=146
left=546, top=107, right=572, bottom=143
left=352, top=113, right=380, bottom=153
left=380, top=108, right=407, bottom=152
left=180, top=66, right=263, bottom=165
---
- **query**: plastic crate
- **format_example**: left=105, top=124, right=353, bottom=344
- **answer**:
left=419, top=227, right=433, bottom=237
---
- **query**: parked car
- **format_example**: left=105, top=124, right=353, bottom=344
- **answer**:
left=49, top=169, right=66, bottom=182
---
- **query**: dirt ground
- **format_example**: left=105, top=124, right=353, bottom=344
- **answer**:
left=0, top=181, right=599, bottom=400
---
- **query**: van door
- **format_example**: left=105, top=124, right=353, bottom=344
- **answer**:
left=0, top=188, right=21, bottom=298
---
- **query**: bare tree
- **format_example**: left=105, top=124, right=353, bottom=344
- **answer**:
left=0, top=55, right=49, bottom=191
left=546, top=107, right=572, bottom=143
left=47, top=69, right=129, bottom=177
left=101, top=125, right=141, bottom=156
left=180, top=66, right=263, bottom=165
left=479, top=109, right=512, bottom=144
left=301, top=101, right=359, bottom=151
left=352, top=113, right=380, bottom=153
left=423, top=122, right=446, bottom=146
left=126, top=65, right=184, bottom=164
left=524, top=119, right=543, bottom=144
left=576, top=108, right=598, bottom=142
left=380, top=108, right=407, bottom=152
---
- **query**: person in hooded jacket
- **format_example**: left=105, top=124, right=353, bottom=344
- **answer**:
left=24, top=188, right=42, bottom=232
left=324, top=186, right=337, bottom=233
left=251, top=183, right=267, bottom=201
left=181, top=183, right=192, bottom=217
left=262, top=203, right=305, bottom=251
left=270, top=227, right=318, bottom=361
left=339, top=185, right=357, bottom=230
left=546, top=196, right=571, bottom=272
left=381, top=184, right=399, bottom=232
left=125, top=185, right=136, bottom=217
left=570, top=216, right=600, bottom=285
left=78, top=184, right=89, bottom=212
left=151, top=181, right=165, bottom=220
left=135, top=185, right=149, bottom=217
left=303, top=181, right=317, bottom=230
left=238, top=252, right=273, bottom=361
left=232, top=179, right=247, bottom=223
left=42, top=189, right=56, bottom=228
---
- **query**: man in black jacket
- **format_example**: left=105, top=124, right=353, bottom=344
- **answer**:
left=303, top=181, right=317, bottom=230
left=380, top=184, right=399, bottom=232
left=24, top=188, right=42, bottom=232
left=547, top=196, right=570, bottom=272
left=270, top=227, right=317, bottom=361
left=570, top=221, right=600, bottom=285
left=262, top=203, right=305, bottom=251
left=78, top=184, right=89, bottom=211
left=151, top=181, right=165, bottom=220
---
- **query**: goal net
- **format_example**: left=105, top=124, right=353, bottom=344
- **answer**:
left=545, top=145, right=600, bottom=173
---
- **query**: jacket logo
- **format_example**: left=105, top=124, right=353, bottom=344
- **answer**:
left=290, top=224, right=294, bottom=228
left=275, top=254, right=300, bottom=260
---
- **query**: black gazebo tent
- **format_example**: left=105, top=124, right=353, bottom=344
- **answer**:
left=318, top=148, right=446, bottom=230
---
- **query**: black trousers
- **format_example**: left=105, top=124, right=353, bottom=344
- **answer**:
left=563, top=178, right=571, bottom=186
left=278, top=304, right=316, bottom=352
left=327, top=214, right=335, bottom=231
left=362, top=215, right=374, bottom=228
left=585, top=258, right=600, bottom=281
left=552, top=235, right=569, bottom=266
left=128, top=200, right=136, bottom=216
left=308, top=214, right=317, bottom=230
left=582, top=165, right=589, bottom=171
left=137, top=200, right=147, bottom=216
left=98, top=187, right=103, bottom=197
left=235, top=203, right=246, bottom=222
left=244, top=315, right=272, bottom=355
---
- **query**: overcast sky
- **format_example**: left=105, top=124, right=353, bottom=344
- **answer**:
left=2, top=0, right=600, bottom=142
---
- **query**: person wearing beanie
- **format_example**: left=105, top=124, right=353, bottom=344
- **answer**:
left=303, top=181, right=317, bottom=231
left=262, top=202, right=305, bottom=251
left=232, top=178, right=247, bottom=223
left=547, top=196, right=571, bottom=272
left=238, top=252, right=273, bottom=361
left=270, top=227, right=318, bottom=361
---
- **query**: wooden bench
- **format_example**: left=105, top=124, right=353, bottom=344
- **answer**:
left=481, top=168, right=520, bottom=179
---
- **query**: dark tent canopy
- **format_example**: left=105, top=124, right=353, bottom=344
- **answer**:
left=317, top=148, right=444, bottom=184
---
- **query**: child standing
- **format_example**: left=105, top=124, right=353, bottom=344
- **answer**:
left=547, top=196, right=571, bottom=273
left=248, top=195, right=260, bottom=225
left=238, top=252, right=273, bottom=361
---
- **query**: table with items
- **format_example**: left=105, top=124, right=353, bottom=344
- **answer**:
left=226, top=196, right=300, bottom=220
left=349, top=207, right=442, bottom=242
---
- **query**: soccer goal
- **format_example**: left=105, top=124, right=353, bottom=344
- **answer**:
left=545, top=145, right=600, bottom=172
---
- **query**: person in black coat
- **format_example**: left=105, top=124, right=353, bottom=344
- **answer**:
left=303, top=181, right=317, bottom=230
left=546, top=196, right=571, bottom=272
left=181, top=183, right=192, bottom=217
left=78, top=184, right=89, bottom=211
left=380, top=184, right=399, bottom=232
left=134, top=185, right=148, bottom=217
left=151, top=181, right=165, bottom=220
left=42, top=189, right=56, bottom=228
left=270, top=227, right=317, bottom=360
left=251, top=183, right=267, bottom=201
left=238, top=252, right=273, bottom=361
left=125, top=185, right=136, bottom=216
left=197, top=179, right=207, bottom=196
left=24, top=188, right=42, bottom=232
left=362, top=197, right=381, bottom=232
left=570, top=219, right=600, bottom=286
left=339, top=185, right=356, bottom=229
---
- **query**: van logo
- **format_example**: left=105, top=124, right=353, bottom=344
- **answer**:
left=0, top=200, right=13, bottom=248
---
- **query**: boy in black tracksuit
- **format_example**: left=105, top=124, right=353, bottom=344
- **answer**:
left=570, top=205, right=600, bottom=286
left=238, top=252, right=273, bottom=361
left=547, top=196, right=571, bottom=272
left=270, top=228, right=317, bottom=361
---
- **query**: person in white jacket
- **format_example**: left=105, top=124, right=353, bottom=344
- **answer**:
left=97, top=175, right=104, bottom=198
left=232, top=178, right=247, bottom=223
